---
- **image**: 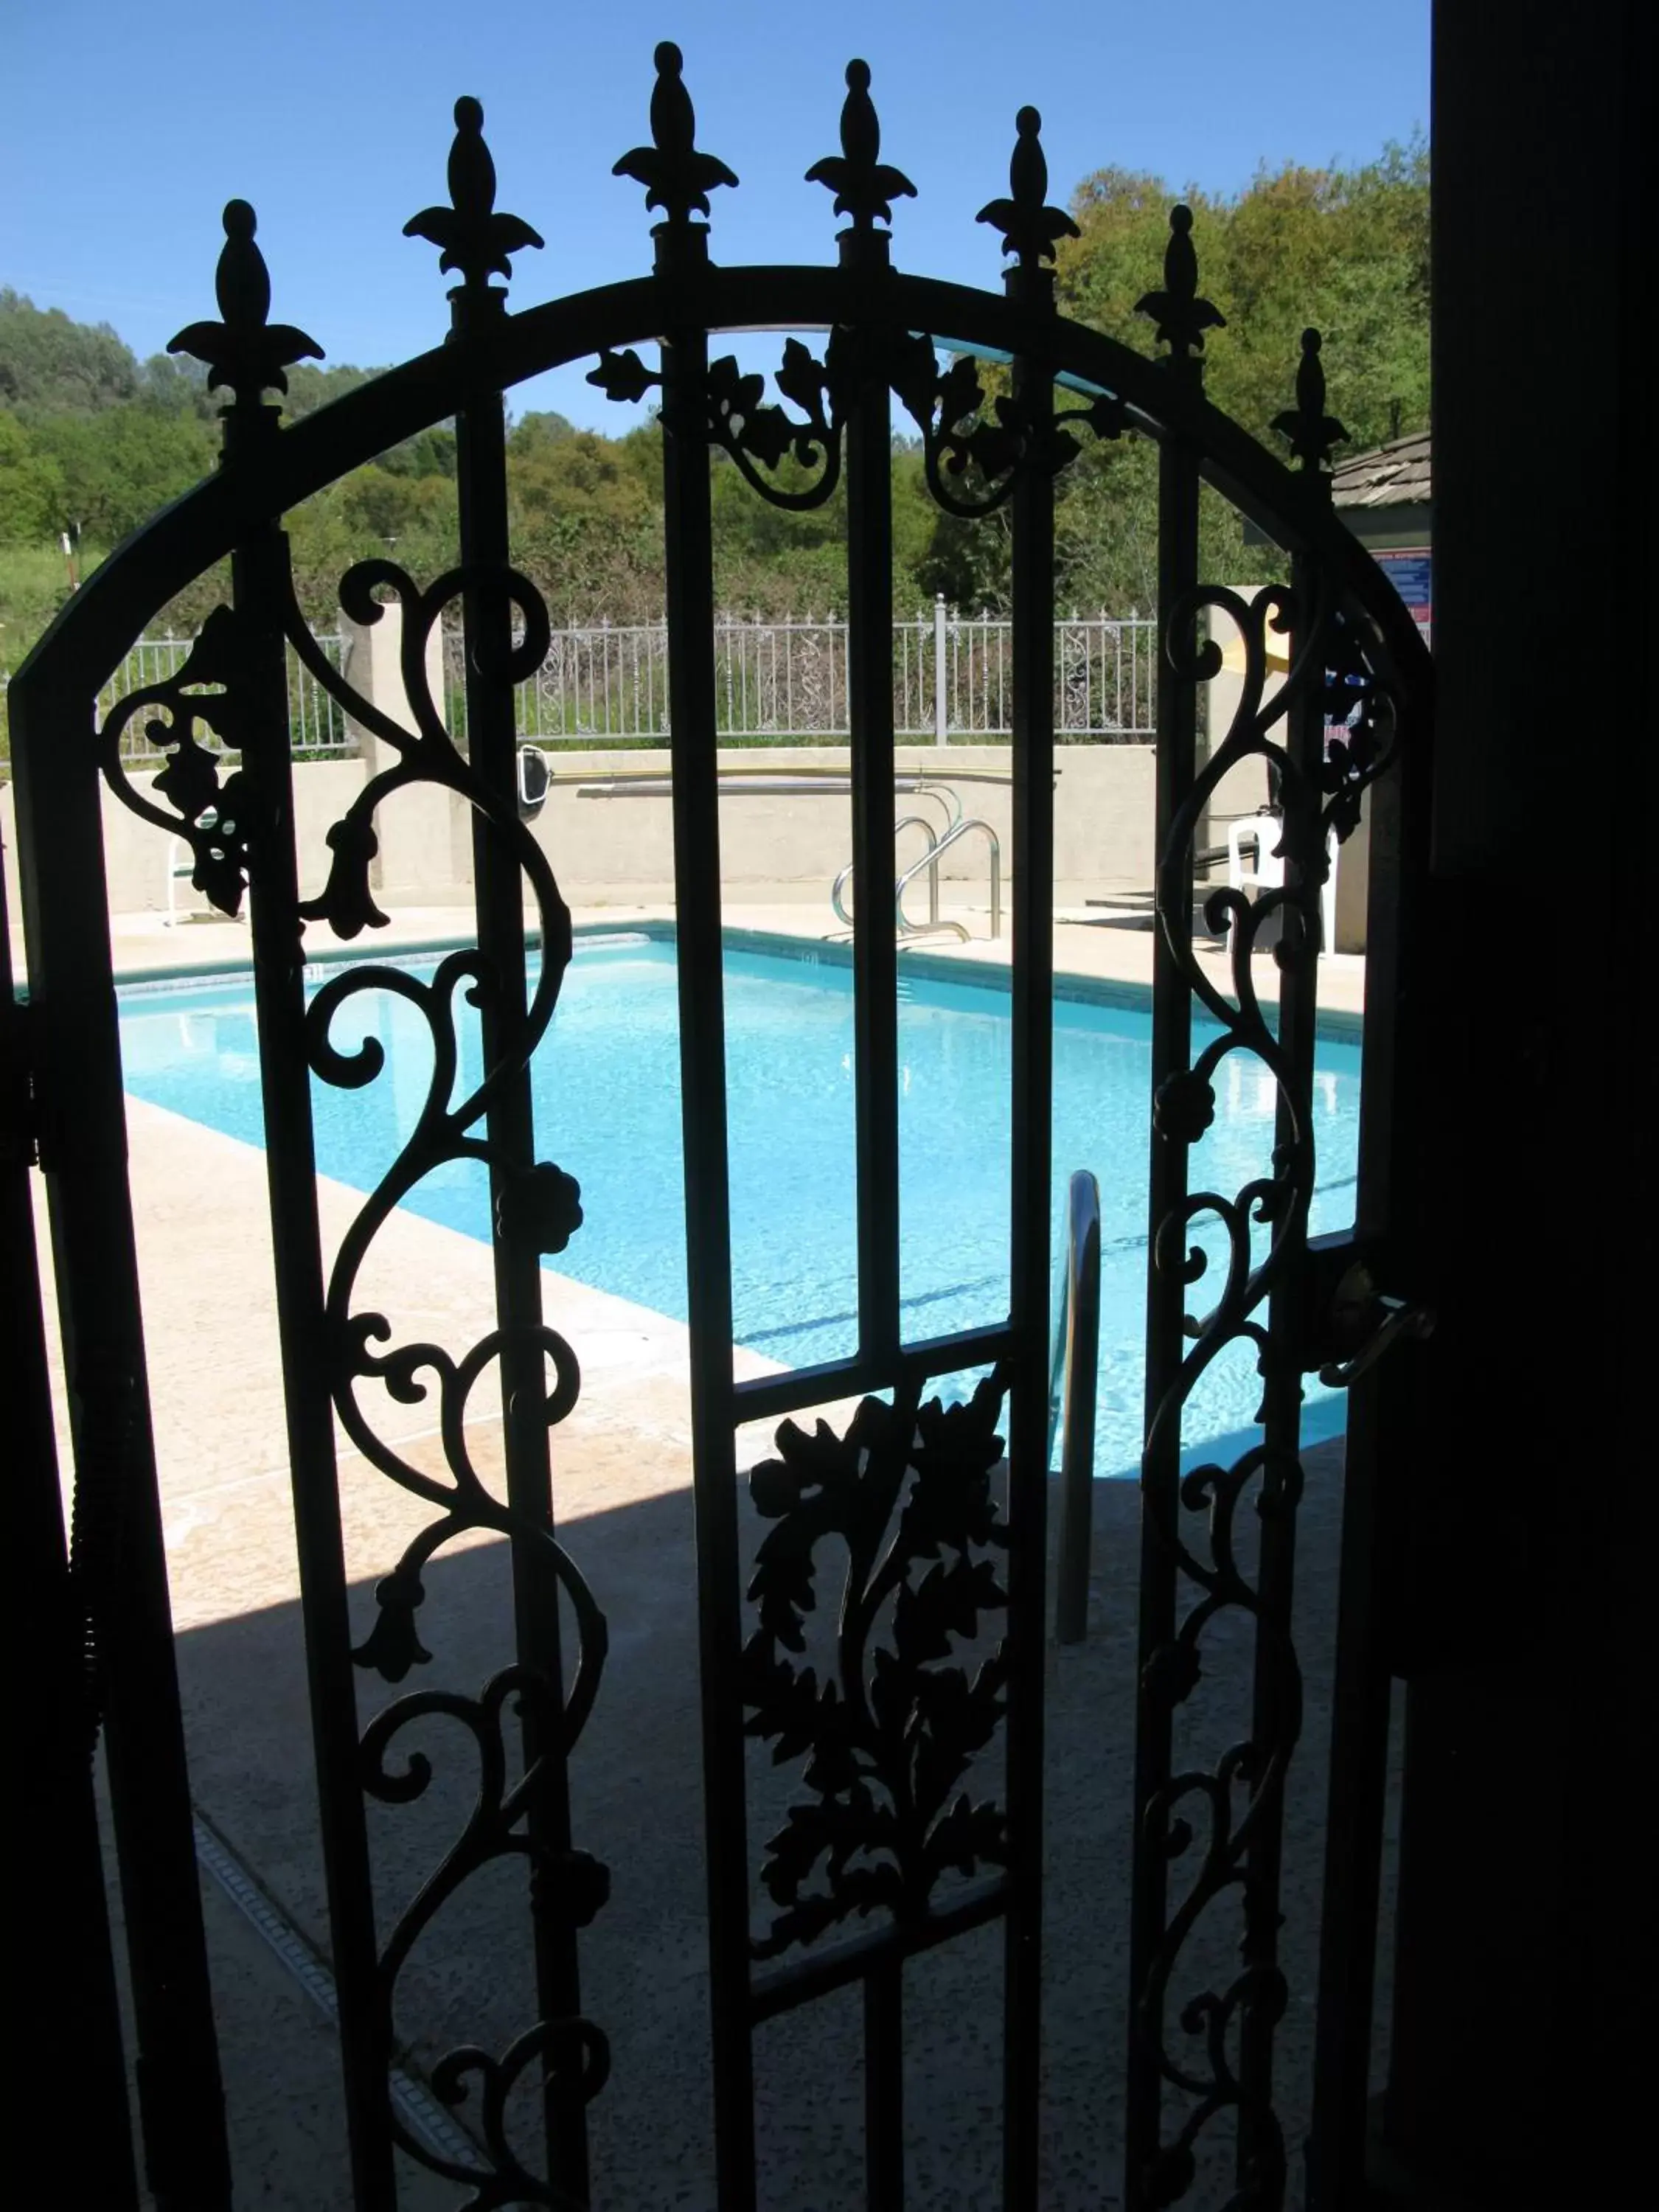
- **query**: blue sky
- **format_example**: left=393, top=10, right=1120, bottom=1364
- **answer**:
left=3, top=1, right=1429, bottom=431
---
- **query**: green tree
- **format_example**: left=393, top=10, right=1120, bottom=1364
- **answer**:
left=0, top=288, right=139, bottom=412
left=0, top=410, right=66, bottom=543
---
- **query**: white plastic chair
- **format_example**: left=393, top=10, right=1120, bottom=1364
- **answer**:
left=1225, top=810, right=1338, bottom=953
left=164, top=835, right=193, bottom=928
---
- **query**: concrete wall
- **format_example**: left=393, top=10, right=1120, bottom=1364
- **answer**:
left=2, top=759, right=366, bottom=922
left=4, top=741, right=1157, bottom=923
left=525, top=742, right=1156, bottom=897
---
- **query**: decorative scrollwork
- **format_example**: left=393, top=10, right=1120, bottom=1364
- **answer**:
left=706, top=335, right=851, bottom=509
left=1135, top=203, right=1225, bottom=363
left=168, top=199, right=322, bottom=409
left=889, top=333, right=1128, bottom=518
left=1133, top=566, right=1397, bottom=2199
left=96, top=606, right=265, bottom=917
left=806, top=60, right=917, bottom=234
left=278, top=560, right=588, bottom=1627
left=283, top=553, right=613, bottom=2191
left=613, top=41, right=737, bottom=230
left=405, top=96, right=544, bottom=293
left=740, top=1372, right=1012, bottom=1960
left=976, top=105, right=1080, bottom=268
left=362, top=1667, right=611, bottom=2208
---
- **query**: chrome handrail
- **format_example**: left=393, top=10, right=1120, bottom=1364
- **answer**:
left=831, top=814, right=943, bottom=933
left=1050, top=1167, right=1102, bottom=1646
left=895, top=815, right=1001, bottom=941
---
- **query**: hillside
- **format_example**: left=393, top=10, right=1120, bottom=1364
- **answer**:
left=1, top=136, right=1427, bottom=681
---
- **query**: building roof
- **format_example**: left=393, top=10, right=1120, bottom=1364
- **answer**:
left=1330, top=431, right=1431, bottom=512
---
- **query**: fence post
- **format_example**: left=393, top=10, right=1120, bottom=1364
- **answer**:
left=933, top=593, right=948, bottom=747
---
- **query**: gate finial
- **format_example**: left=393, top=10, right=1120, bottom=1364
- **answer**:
left=167, top=201, right=322, bottom=412
left=1271, top=328, right=1349, bottom=473
left=976, top=107, right=1079, bottom=267
left=807, top=60, right=917, bottom=233
left=405, top=97, right=544, bottom=293
left=613, top=42, right=738, bottom=230
left=1135, top=203, right=1225, bottom=362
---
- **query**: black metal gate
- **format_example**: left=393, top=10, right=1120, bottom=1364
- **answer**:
left=9, top=44, right=1431, bottom=2212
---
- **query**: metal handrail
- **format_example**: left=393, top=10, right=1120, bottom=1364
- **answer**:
left=895, top=815, right=1001, bottom=942
left=1049, top=1168, right=1102, bottom=1646
left=832, top=814, right=943, bottom=933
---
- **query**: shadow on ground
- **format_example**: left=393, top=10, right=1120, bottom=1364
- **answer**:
left=161, top=1436, right=1391, bottom=2210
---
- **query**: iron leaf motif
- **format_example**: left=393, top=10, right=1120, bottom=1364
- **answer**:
left=742, top=1374, right=1012, bottom=1959
left=588, top=347, right=661, bottom=406
left=99, top=606, right=267, bottom=919
left=705, top=335, right=848, bottom=509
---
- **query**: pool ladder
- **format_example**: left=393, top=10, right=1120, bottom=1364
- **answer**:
left=1048, top=1168, right=1102, bottom=1646
left=830, top=811, right=1003, bottom=944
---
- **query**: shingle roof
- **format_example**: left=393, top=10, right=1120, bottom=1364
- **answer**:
left=1330, top=431, right=1430, bottom=510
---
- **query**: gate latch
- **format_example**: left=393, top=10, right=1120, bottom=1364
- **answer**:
left=1314, top=1253, right=1436, bottom=1388
left=0, top=997, right=39, bottom=1171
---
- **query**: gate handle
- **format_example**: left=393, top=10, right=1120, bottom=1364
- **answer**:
left=1318, top=1287, right=1436, bottom=1388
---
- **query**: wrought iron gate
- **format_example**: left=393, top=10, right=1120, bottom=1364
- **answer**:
left=9, top=44, right=1430, bottom=2212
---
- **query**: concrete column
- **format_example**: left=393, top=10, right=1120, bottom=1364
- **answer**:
left=339, top=602, right=473, bottom=905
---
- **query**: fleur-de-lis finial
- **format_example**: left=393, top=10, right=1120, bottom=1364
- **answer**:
left=404, top=97, right=544, bottom=291
left=1135, top=204, right=1225, bottom=361
left=976, top=106, right=1079, bottom=266
left=806, top=60, right=917, bottom=232
left=1271, top=328, right=1349, bottom=471
left=613, top=42, right=738, bottom=228
left=167, top=201, right=322, bottom=409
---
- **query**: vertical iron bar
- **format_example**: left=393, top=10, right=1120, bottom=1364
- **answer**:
left=658, top=230, right=757, bottom=2212
left=228, top=479, right=399, bottom=2208
left=844, top=290, right=901, bottom=1364
left=451, top=288, right=588, bottom=2200
left=1125, top=420, right=1202, bottom=2211
left=3, top=847, right=139, bottom=2211
left=1307, top=621, right=1429, bottom=2208
left=1003, top=276, right=1056, bottom=2208
left=865, top=1957, right=905, bottom=2211
left=9, top=677, right=232, bottom=2212
left=1237, top=543, right=1326, bottom=2194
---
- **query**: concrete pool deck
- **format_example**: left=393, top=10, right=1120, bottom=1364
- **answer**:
left=9, top=880, right=1369, bottom=1023
left=26, top=888, right=1383, bottom=2208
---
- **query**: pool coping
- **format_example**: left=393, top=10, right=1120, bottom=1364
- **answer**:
left=108, top=914, right=1367, bottom=1043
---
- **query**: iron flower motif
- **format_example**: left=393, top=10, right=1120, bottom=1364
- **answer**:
left=168, top=200, right=322, bottom=408
left=497, top=1161, right=584, bottom=1254
left=976, top=106, right=1079, bottom=266
left=1135, top=204, right=1225, bottom=360
left=1271, top=327, right=1348, bottom=472
left=613, top=42, right=737, bottom=226
left=806, top=60, right=916, bottom=232
left=405, top=97, right=544, bottom=289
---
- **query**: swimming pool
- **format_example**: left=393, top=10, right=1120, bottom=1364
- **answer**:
left=116, top=930, right=1361, bottom=1475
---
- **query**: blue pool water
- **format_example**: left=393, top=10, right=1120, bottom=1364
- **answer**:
left=116, top=932, right=1361, bottom=1475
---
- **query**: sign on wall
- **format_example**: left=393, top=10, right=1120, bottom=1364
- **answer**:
left=1374, top=547, right=1433, bottom=644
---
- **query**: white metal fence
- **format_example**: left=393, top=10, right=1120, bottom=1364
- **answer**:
left=465, top=602, right=1155, bottom=745
left=100, top=603, right=1155, bottom=762
left=99, top=634, right=351, bottom=764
